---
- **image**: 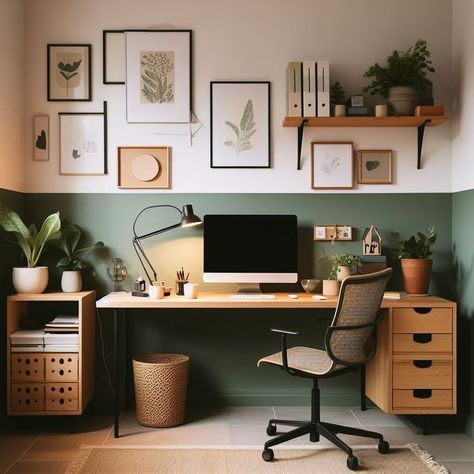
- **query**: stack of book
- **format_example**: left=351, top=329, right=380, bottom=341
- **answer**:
left=383, top=291, right=408, bottom=300
left=10, top=330, right=44, bottom=352
left=43, top=315, right=79, bottom=352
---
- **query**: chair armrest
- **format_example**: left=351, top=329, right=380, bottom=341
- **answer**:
left=270, top=328, right=301, bottom=336
left=270, top=328, right=300, bottom=374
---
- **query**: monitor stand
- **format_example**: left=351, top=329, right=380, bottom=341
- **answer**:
left=236, top=283, right=262, bottom=294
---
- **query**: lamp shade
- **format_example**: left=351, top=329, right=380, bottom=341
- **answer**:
left=181, top=204, right=201, bottom=227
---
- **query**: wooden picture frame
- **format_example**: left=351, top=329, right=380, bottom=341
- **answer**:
left=311, top=142, right=353, bottom=189
left=357, top=149, right=393, bottom=184
left=314, top=225, right=353, bottom=241
left=33, top=115, right=49, bottom=161
left=118, top=146, right=170, bottom=189
left=47, top=44, right=91, bottom=101
left=210, top=81, right=271, bottom=168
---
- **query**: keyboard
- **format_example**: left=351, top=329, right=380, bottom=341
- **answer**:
left=229, top=294, right=277, bottom=300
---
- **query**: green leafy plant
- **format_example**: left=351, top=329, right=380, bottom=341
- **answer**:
left=224, top=99, right=257, bottom=155
left=330, top=82, right=347, bottom=105
left=58, top=60, right=82, bottom=97
left=140, top=52, right=174, bottom=103
left=0, top=201, right=61, bottom=268
left=52, top=223, right=104, bottom=271
left=363, top=39, right=435, bottom=98
left=392, top=226, right=437, bottom=259
left=325, top=254, right=361, bottom=280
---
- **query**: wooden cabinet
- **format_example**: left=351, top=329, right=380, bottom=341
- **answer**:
left=7, top=292, right=95, bottom=416
left=366, top=300, right=456, bottom=415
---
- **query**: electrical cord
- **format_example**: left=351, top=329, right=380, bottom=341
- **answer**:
left=96, top=308, right=115, bottom=396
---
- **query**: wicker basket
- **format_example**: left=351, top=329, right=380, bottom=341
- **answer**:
left=132, top=353, right=190, bottom=428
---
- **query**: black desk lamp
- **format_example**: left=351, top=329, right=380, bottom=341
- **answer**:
left=132, top=204, right=201, bottom=287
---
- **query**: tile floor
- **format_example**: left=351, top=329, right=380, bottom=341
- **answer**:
left=2, top=406, right=474, bottom=473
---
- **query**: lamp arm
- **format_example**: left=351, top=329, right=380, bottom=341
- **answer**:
left=133, top=238, right=155, bottom=284
left=132, top=204, right=182, bottom=237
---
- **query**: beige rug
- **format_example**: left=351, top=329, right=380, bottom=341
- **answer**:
left=66, top=444, right=448, bottom=474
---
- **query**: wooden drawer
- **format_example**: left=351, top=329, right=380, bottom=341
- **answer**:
left=45, top=383, right=78, bottom=411
left=11, top=354, right=45, bottom=382
left=392, top=308, right=452, bottom=334
left=393, top=360, right=452, bottom=389
left=45, top=354, right=78, bottom=382
left=393, top=333, right=452, bottom=353
left=393, top=389, right=452, bottom=409
left=11, top=383, right=44, bottom=411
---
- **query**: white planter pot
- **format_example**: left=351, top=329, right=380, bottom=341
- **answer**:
left=12, top=266, right=48, bottom=294
left=61, top=271, right=83, bottom=293
left=334, top=104, right=346, bottom=117
left=388, top=86, right=416, bottom=116
left=322, top=279, right=341, bottom=296
left=337, top=265, right=352, bottom=281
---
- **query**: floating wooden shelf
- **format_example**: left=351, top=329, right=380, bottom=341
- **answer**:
left=282, top=115, right=448, bottom=170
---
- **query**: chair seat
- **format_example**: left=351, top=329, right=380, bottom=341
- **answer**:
left=257, top=346, right=344, bottom=376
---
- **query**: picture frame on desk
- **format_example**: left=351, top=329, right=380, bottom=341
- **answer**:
left=311, top=142, right=353, bottom=189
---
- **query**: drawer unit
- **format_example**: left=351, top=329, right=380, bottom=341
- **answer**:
left=45, top=383, right=79, bottom=411
left=45, top=354, right=78, bottom=382
left=393, top=360, right=452, bottom=389
left=11, top=383, right=44, bottom=411
left=393, top=333, right=452, bottom=353
left=393, top=389, right=452, bottom=409
left=392, top=307, right=452, bottom=334
left=11, top=354, right=45, bottom=382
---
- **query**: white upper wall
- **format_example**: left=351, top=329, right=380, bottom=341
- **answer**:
left=23, top=0, right=453, bottom=193
left=452, top=0, right=474, bottom=192
left=0, top=0, right=25, bottom=192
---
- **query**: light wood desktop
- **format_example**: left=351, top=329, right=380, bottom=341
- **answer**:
left=96, top=292, right=457, bottom=437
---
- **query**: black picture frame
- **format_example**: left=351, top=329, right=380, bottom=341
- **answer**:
left=102, top=30, right=126, bottom=85
left=47, top=44, right=92, bottom=101
left=210, top=81, right=271, bottom=169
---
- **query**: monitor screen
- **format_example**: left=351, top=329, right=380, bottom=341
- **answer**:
left=203, top=214, right=298, bottom=283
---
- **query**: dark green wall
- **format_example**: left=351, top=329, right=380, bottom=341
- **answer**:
left=21, top=192, right=454, bottom=407
left=452, top=189, right=474, bottom=436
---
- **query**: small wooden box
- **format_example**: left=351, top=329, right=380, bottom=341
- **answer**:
left=45, top=354, right=79, bottom=382
left=11, top=383, right=44, bottom=411
left=45, top=383, right=79, bottom=411
left=11, top=354, right=45, bottom=382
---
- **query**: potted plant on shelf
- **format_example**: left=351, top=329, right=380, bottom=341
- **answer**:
left=363, top=39, right=435, bottom=116
left=322, top=253, right=360, bottom=296
left=52, top=223, right=104, bottom=292
left=392, top=226, right=436, bottom=294
left=330, top=82, right=347, bottom=117
left=0, top=201, right=61, bottom=294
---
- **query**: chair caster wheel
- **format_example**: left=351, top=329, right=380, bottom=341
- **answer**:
left=266, top=424, right=277, bottom=436
left=378, top=440, right=390, bottom=454
left=262, top=448, right=274, bottom=462
left=347, top=455, right=359, bottom=470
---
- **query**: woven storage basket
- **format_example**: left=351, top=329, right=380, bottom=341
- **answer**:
left=133, top=353, right=190, bottom=428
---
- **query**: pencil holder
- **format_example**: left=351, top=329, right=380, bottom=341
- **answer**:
left=175, top=280, right=188, bottom=296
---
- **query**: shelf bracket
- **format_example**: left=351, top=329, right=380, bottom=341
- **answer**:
left=417, top=119, right=431, bottom=169
left=297, top=119, right=308, bottom=170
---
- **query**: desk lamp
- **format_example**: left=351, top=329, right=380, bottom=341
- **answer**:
left=132, top=204, right=201, bottom=290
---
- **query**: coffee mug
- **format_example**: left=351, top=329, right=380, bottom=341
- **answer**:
left=184, top=283, right=199, bottom=299
left=301, top=279, right=320, bottom=293
left=149, top=284, right=164, bottom=299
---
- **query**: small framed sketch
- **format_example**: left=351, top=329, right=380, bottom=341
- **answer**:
left=314, top=225, right=353, bottom=241
left=357, top=149, right=393, bottom=184
left=211, top=81, right=270, bottom=168
left=311, top=142, right=353, bottom=189
left=33, top=115, right=49, bottom=161
left=47, top=44, right=91, bottom=101
left=118, top=146, right=170, bottom=189
left=59, top=102, right=107, bottom=175
left=126, top=30, right=192, bottom=123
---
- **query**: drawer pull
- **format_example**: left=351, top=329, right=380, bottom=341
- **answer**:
left=413, top=333, right=432, bottom=344
left=413, top=389, right=432, bottom=399
left=414, top=307, right=432, bottom=315
left=413, top=360, right=432, bottom=369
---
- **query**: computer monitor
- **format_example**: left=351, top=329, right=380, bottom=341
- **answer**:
left=203, top=214, right=298, bottom=292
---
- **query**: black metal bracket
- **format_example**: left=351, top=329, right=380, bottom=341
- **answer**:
left=297, top=119, right=308, bottom=170
left=417, top=119, right=431, bottom=169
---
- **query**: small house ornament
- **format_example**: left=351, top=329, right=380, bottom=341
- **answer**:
left=362, top=225, right=382, bottom=255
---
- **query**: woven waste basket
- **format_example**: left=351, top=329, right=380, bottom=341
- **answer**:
left=133, top=353, right=190, bottom=428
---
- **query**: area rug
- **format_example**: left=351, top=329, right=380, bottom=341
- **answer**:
left=66, top=444, right=448, bottom=474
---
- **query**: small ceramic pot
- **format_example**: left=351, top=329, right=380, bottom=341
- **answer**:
left=322, top=279, right=341, bottom=296
left=184, top=283, right=199, bottom=299
left=388, top=86, right=416, bottom=116
left=61, top=270, right=82, bottom=292
left=12, top=266, right=48, bottom=294
left=337, top=265, right=352, bottom=281
left=334, top=104, right=346, bottom=117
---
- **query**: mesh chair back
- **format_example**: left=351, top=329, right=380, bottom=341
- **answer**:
left=325, top=268, right=392, bottom=367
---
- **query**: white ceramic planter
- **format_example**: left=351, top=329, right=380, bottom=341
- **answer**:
left=388, top=86, right=416, bottom=116
left=322, top=279, right=341, bottom=296
left=334, top=104, right=346, bottom=117
left=337, top=265, right=352, bottom=281
left=12, top=266, right=48, bottom=294
left=61, top=271, right=82, bottom=293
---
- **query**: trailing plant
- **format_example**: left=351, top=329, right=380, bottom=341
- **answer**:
left=0, top=201, right=61, bottom=268
left=325, top=254, right=361, bottom=280
left=330, top=82, right=347, bottom=106
left=392, top=226, right=437, bottom=259
left=363, top=39, right=435, bottom=98
left=52, top=223, right=104, bottom=271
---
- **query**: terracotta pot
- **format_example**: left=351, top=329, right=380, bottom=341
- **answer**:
left=400, top=258, right=433, bottom=294
left=12, top=266, right=48, bottom=294
left=322, top=279, right=341, bottom=296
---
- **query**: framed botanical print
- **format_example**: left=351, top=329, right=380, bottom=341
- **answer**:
left=357, top=149, right=393, bottom=184
left=125, top=30, right=192, bottom=123
left=59, top=102, right=107, bottom=175
left=47, top=44, right=91, bottom=101
left=210, top=81, right=271, bottom=168
left=311, top=142, right=353, bottom=189
left=33, top=115, right=49, bottom=161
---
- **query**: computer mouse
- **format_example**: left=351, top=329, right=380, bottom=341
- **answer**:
left=312, top=295, right=327, bottom=300
left=288, top=294, right=298, bottom=299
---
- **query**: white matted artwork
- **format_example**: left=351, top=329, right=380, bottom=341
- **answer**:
left=126, top=30, right=191, bottom=123
left=33, top=115, right=49, bottom=161
left=311, top=142, right=353, bottom=189
left=210, top=81, right=270, bottom=168
left=59, top=104, right=107, bottom=175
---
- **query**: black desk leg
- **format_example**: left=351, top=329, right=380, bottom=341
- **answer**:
left=360, top=365, right=367, bottom=411
left=114, top=309, right=121, bottom=438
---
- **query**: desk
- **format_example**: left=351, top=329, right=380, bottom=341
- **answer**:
left=96, top=292, right=456, bottom=437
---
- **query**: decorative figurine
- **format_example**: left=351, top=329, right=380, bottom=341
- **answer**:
left=363, top=225, right=382, bottom=255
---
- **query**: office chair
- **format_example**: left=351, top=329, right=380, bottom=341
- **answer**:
left=257, top=268, right=393, bottom=471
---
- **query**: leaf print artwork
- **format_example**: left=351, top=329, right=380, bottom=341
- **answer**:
left=57, top=59, right=82, bottom=97
left=36, top=130, right=47, bottom=150
left=140, top=51, right=175, bottom=104
left=365, top=160, right=380, bottom=171
left=321, top=153, right=340, bottom=176
left=224, top=99, right=257, bottom=155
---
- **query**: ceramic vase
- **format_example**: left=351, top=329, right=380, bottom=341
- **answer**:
left=334, top=104, right=346, bottom=117
left=12, top=266, right=48, bottom=294
left=322, top=279, right=341, bottom=296
left=61, top=270, right=82, bottom=292
left=400, top=258, right=433, bottom=294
